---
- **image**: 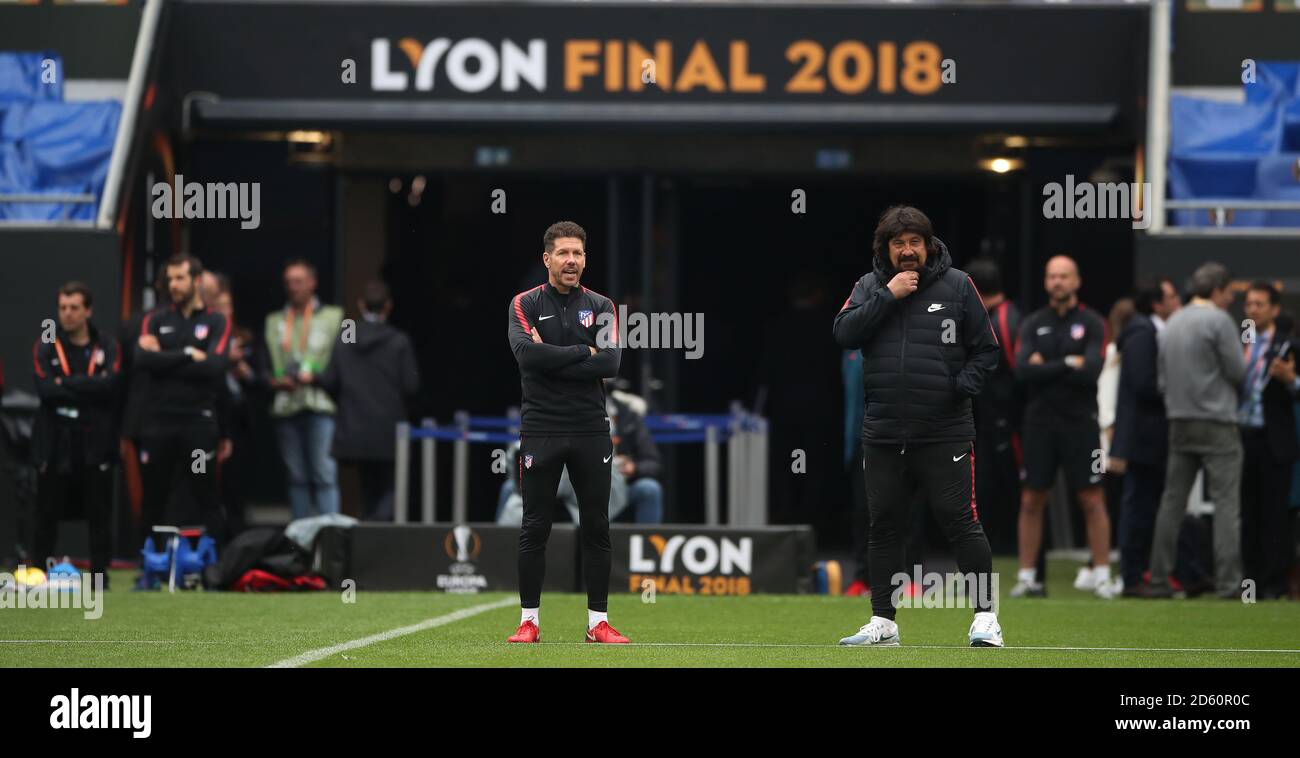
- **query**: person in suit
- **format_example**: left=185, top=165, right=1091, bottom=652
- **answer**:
left=1111, top=278, right=1181, bottom=595
left=1238, top=282, right=1298, bottom=599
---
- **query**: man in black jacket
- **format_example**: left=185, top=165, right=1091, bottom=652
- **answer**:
left=1012, top=256, right=1113, bottom=599
left=1112, top=279, right=1180, bottom=594
left=506, top=220, right=626, bottom=645
left=32, top=282, right=120, bottom=579
left=833, top=205, right=1001, bottom=647
left=1238, top=282, right=1298, bottom=599
left=317, top=281, right=420, bottom=520
left=135, top=254, right=231, bottom=549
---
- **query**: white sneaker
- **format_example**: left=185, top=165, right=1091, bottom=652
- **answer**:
left=1073, top=566, right=1096, bottom=591
left=968, top=611, right=1004, bottom=647
left=839, top=616, right=900, bottom=646
left=1094, top=577, right=1122, bottom=600
left=1008, top=579, right=1046, bottom=598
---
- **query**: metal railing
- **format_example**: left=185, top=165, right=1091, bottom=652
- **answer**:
left=1164, top=199, right=1300, bottom=229
left=392, top=404, right=769, bottom=527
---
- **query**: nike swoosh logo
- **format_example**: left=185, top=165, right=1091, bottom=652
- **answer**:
left=159, top=326, right=174, bottom=333
left=953, top=453, right=967, bottom=462
left=603, top=455, right=613, bottom=463
left=538, top=315, right=555, bottom=321
left=928, top=304, right=944, bottom=312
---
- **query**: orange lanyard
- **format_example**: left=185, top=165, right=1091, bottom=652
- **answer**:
left=282, top=302, right=313, bottom=356
left=52, top=337, right=95, bottom=377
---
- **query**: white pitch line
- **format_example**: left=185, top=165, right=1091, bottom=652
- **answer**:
left=534, top=641, right=1300, bottom=654
left=0, top=640, right=227, bottom=645
left=267, top=597, right=516, bottom=668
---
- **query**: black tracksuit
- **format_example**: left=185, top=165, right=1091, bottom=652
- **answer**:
left=32, top=324, right=120, bottom=574
left=833, top=239, right=999, bottom=619
left=135, top=303, right=232, bottom=544
left=1015, top=302, right=1106, bottom=492
left=508, top=282, right=621, bottom=611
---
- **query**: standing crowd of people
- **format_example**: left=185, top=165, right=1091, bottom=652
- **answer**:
left=28, top=254, right=420, bottom=582
left=841, top=237, right=1299, bottom=603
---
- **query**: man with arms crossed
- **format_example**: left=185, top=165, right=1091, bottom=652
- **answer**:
left=507, top=221, right=627, bottom=644
left=1011, top=256, right=1116, bottom=599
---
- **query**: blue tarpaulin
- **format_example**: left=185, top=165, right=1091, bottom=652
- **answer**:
left=0, top=99, right=120, bottom=221
left=1168, top=82, right=1300, bottom=227
left=0, top=52, right=63, bottom=103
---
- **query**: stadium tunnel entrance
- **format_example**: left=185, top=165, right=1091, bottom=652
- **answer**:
left=129, top=0, right=1148, bottom=547
left=163, top=127, right=1135, bottom=548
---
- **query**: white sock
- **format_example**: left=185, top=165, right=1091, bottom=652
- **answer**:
left=521, top=607, right=539, bottom=626
left=1018, top=568, right=1037, bottom=584
left=587, top=609, right=608, bottom=630
left=1093, top=565, right=1111, bottom=585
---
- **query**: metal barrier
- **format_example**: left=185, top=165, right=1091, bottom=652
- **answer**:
left=393, top=405, right=769, bottom=527
left=1164, top=199, right=1300, bottom=229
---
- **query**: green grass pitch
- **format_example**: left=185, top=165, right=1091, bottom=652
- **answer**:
left=2, top=559, right=1298, bottom=667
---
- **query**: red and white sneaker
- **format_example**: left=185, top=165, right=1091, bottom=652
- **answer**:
left=508, top=620, right=540, bottom=643
left=585, top=621, right=629, bottom=644
left=843, top=580, right=870, bottom=597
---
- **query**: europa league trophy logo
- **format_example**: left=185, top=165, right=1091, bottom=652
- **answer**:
left=452, top=525, right=473, bottom=563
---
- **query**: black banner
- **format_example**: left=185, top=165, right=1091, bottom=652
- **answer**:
left=161, top=2, right=1146, bottom=123
left=347, top=523, right=575, bottom=592
left=610, top=524, right=814, bottom=596
left=16, top=668, right=1295, bottom=741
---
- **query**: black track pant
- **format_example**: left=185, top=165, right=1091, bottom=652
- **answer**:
left=518, top=434, right=613, bottom=611
left=865, top=441, right=994, bottom=620
left=139, top=419, right=227, bottom=546
left=35, top=464, right=113, bottom=574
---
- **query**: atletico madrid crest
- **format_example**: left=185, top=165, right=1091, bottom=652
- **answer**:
left=195, top=323, right=209, bottom=340
left=1070, top=323, right=1085, bottom=341
left=524, top=455, right=533, bottom=469
left=578, top=309, right=594, bottom=328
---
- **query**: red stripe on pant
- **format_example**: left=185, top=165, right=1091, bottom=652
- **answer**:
left=969, top=443, right=979, bottom=522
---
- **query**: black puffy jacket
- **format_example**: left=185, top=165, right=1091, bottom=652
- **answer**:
left=832, top=239, right=1000, bottom=447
